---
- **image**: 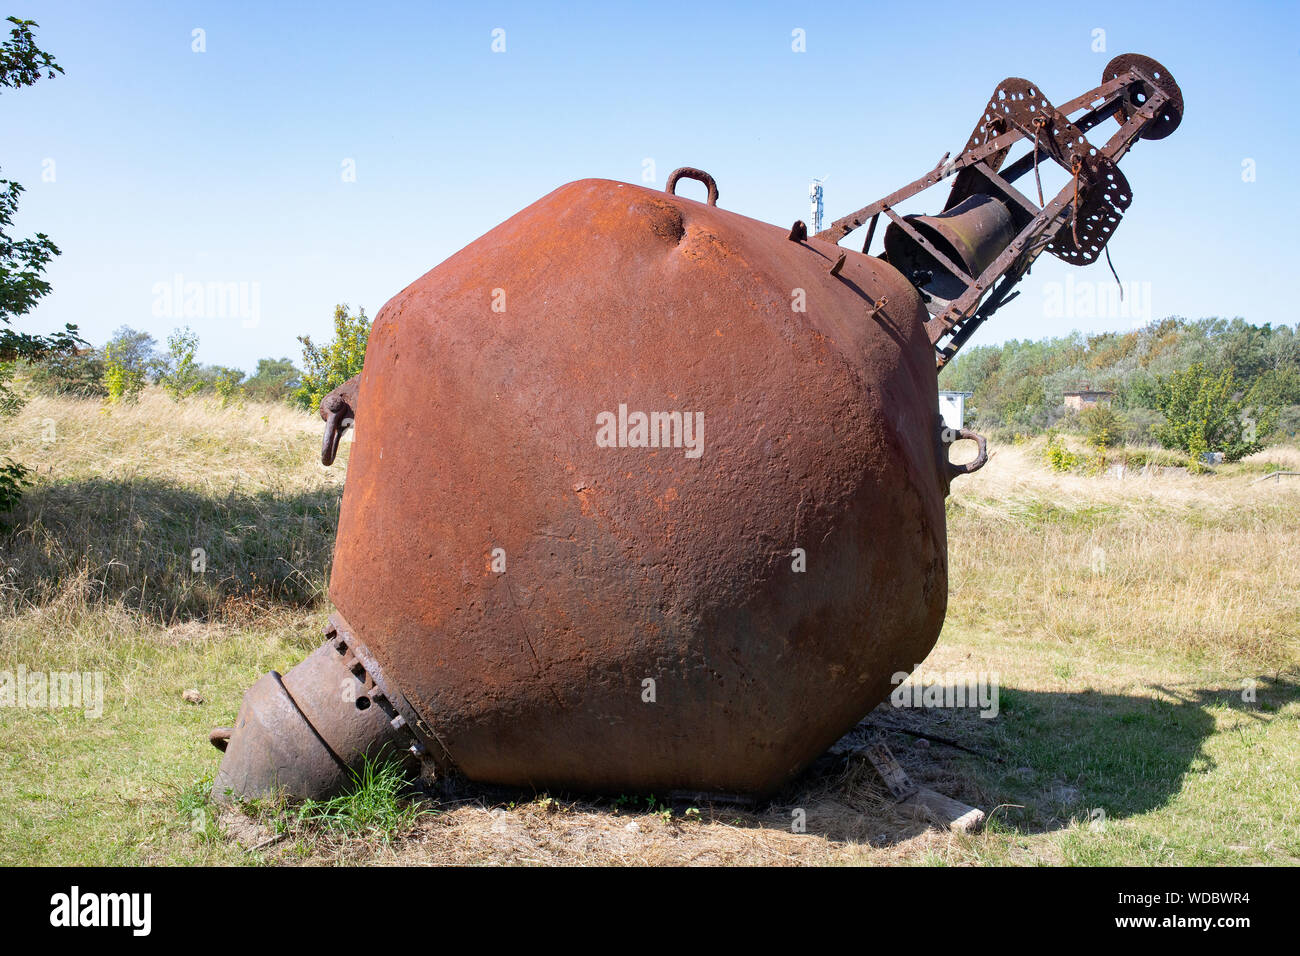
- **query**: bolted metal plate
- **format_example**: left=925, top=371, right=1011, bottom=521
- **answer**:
left=1104, top=53, right=1184, bottom=141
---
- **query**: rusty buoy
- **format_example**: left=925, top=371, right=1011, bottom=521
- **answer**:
left=212, top=55, right=1182, bottom=802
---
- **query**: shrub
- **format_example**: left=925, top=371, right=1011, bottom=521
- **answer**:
left=0, top=456, right=28, bottom=514
left=1079, top=403, right=1125, bottom=449
left=1044, top=433, right=1079, bottom=472
left=244, top=357, right=300, bottom=404
left=104, top=341, right=145, bottom=403
left=26, top=348, right=105, bottom=397
left=158, top=327, right=203, bottom=401
left=1120, top=406, right=1163, bottom=446
left=1152, top=362, right=1276, bottom=463
left=213, top=366, right=245, bottom=407
left=1272, top=404, right=1300, bottom=441
left=0, top=359, right=21, bottom=415
left=294, top=304, right=369, bottom=412
left=102, top=326, right=158, bottom=379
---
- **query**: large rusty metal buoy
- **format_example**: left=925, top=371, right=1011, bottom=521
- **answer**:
left=212, top=55, right=1182, bottom=803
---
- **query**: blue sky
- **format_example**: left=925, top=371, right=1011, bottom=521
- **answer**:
left=5, top=0, right=1297, bottom=373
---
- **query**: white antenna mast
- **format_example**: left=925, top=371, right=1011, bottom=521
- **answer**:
left=809, top=175, right=828, bottom=234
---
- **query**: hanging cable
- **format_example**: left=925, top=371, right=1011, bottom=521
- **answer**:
left=1031, top=115, right=1049, bottom=207
left=1105, top=245, right=1123, bottom=300
left=1070, top=156, right=1083, bottom=248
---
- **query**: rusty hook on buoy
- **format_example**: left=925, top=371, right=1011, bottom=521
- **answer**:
left=665, top=167, right=719, bottom=206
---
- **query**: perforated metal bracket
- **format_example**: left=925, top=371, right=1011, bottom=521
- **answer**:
left=813, top=55, right=1181, bottom=370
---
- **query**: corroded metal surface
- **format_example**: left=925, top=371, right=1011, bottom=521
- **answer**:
left=322, top=178, right=951, bottom=796
left=210, top=614, right=431, bottom=802
left=1103, top=53, right=1183, bottom=140
left=319, top=376, right=359, bottom=466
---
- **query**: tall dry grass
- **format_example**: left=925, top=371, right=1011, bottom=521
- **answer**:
left=3, top=391, right=1297, bottom=669
left=946, top=439, right=1300, bottom=670
left=0, top=388, right=346, bottom=624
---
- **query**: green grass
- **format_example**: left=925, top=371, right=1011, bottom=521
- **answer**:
left=0, top=610, right=314, bottom=864
left=290, top=754, right=432, bottom=841
left=1004, top=499, right=1120, bottom=529
left=875, top=630, right=1300, bottom=866
left=4, top=604, right=1293, bottom=866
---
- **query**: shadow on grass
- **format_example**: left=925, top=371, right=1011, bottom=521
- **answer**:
left=0, top=476, right=342, bottom=623
left=412, top=676, right=1299, bottom=851
left=776, top=674, right=1300, bottom=843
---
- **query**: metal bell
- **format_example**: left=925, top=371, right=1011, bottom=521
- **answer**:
left=884, top=193, right=1016, bottom=301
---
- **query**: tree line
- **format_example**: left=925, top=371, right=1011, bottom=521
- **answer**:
left=939, top=317, right=1300, bottom=459
left=22, top=304, right=370, bottom=411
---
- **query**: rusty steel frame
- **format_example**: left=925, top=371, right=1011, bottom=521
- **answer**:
left=814, top=55, right=1181, bottom=369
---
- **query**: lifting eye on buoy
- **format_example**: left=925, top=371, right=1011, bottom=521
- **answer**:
left=940, top=426, right=989, bottom=480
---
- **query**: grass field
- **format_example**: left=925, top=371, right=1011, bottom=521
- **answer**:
left=1, top=389, right=1297, bottom=866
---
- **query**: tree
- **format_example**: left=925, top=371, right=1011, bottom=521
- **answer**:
left=1152, top=363, right=1276, bottom=463
left=244, top=356, right=301, bottom=403
left=0, top=15, right=60, bottom=90
left=102, top=325, right=159, bottom=378
left=25, top=347, right=106, bottom=397
left=1, top=18, right=70, bottom=349
left=210, top=366, right=245, bottom=407
left=103, top=341, right=145, bottom=403
left=294, top=304, right=369, bottom=411
left=1, top=17, right=76, bottom=512
left=1079, top=403, right=1124, bottom=449
left=157, top=327, right=203, bottom=401
left=100, top=326, right=157, bottom=403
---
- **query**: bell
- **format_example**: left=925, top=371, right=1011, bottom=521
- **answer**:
left=884, top=193, right=1016, bottom=302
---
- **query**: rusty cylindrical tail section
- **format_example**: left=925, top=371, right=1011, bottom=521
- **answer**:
left=210, top=616, right=435, bottom=801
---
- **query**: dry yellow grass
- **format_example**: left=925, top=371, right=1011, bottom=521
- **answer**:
left=2, top=388, right=348, bottom=622
left=216, top=759, right=965, bottom=867
left=8, top=388, right=331, bottom=486
left=946, top=439, right=1300, bottom=670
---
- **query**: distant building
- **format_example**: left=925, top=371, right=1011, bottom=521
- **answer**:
left=939, top=390, right=972, bottom=431
left=1063, top=386, right=1113, bottom=412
